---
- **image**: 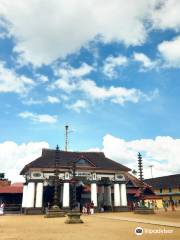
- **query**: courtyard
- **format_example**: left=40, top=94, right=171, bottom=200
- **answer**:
left=0, top=209, right=180, bottom=240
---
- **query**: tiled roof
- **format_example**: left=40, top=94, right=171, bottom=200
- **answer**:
left=124, top=172, right=151, bottom=188
left=144, top=174, right=180, bottom=188
left=0, top=186, right=23, bottom=194
left=20, top=149, right=130, bottom=174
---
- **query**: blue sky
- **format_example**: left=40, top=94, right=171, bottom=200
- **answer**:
left=0, top=0, right=180, bottom=181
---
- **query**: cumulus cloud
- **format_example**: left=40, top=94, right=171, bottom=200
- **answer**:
left=103, top=55, right=128, bottom=78
left=47, top=96, right=60, bottom=104
left=22, top=98, right=43, bottom=106
left=66, top=99, right=88, bottom=112
left=0, top=61, right=35, bottom=94
left=101, top=134, right=180, bottom=178
left=51, top=63, right=94, bottom=93
left=19, top=111, right=58, bottom=124
left=79, top=79, right=143, bottom=104
left=152, top=0, right=180, bottom=31
left=158, top=36, right=180, bottom=67
left=0, top=0, right=158, bottom=66
left=0, top=141, right=49, bottom=182
left=54, top=62, right=94, bottom=79
left=133, top=52, right=159, bottom=70
left=51, top=62, right=157, bottom=106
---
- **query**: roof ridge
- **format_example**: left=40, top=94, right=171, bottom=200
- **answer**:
left=42, top=148, right=104, bottom=154
left=145, top=173, right=180, bottom=180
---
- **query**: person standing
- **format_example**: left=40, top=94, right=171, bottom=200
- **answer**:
left=90, top=201, right=94, bottom=215
left=171, top=200, right=175, bottom=211
left=0, top=202, right=5, bottom=215
left=162, top=200, right=167, bottom=212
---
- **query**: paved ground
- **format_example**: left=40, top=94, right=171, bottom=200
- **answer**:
left=0, top=210, right=179, bottom=240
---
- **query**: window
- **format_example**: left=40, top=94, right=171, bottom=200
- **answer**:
left=169, top=187, right=172, bottom=193
left=76, top=158, right=91, bottom=166
left=33, top=173, right=41, bottom=177
left=159, top=188, right=162, bottom=193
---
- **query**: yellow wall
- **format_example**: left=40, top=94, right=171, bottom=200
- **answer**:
left=153, top=187, right=180, bottom=202
left=154, top=187, right=180, bottom=194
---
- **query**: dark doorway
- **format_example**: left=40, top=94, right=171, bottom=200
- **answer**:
left=43, top=186, right=54, bottom=207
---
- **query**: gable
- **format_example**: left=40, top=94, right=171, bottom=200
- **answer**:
left=75, top=158, right=95, bottom=167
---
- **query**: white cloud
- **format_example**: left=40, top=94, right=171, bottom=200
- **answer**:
left=19, top=111, right=57, bottom=124
left=54, top=62, right=94, bottom=79
left=152, top=0, right=180, bottom=31
left=0, top=61, right=35, bottom=94
left=133, top=52, right=159, bottom=70
left=66, top=99, right=88, bottom=112
left=103, top=55, right=128, bottom=78
left=0, top=141, right=49, bottom=182
left=35, top=74, right=48, bottom=83
left=158, top=36, right=180, bottom=67
left=52, top=78, right=77, bottom=93
left=0, top=0, right=157, bottom=66
left=51, top=61, right=158, bottom=107
left=47, top=96, right=60, bottom=104
left=52, top=63, right=94, bottom=93
left=22, top=98, right=43, bottom=106
left=79, top=79, right=143, bottom=105
left=101, top=134, right=180, bottom=178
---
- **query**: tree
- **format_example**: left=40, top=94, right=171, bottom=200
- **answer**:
left=0, top=173, right=5, bottom=179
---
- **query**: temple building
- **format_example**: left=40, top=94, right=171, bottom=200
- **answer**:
left=20, top=147, right=157, bottom=214
left=20, top=148, right=131, bottom=214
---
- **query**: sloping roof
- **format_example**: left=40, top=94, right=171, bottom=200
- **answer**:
left=20, top=149, right=130, bottom=174
left=124, top=172, right=152, bottom=188
left=144, top=174, right=180, bottom=189
left=11, top=182, right=24, bottom=187
left=0, top=186, right=23, bottom=194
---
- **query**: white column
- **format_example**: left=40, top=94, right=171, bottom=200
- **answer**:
left=120, top=183, right=127, bottom=206
left=22, top=185, right=28, bottom=208
left=26, top=182, right=35, bottom=208
left=91, top=183, right=97, bottom=207
left=114, top=183, right=121, bottom=207
left=63, top=182, right=69, bottom=207
left=35, top=182, right=43, bottom=208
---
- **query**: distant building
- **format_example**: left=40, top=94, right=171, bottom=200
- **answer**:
left=0, top=181, right=23, bottom=213
left=145, top=174, right=180, bottom=204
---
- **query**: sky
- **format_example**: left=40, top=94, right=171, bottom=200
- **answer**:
left=0, top=0, right=180, bottom=182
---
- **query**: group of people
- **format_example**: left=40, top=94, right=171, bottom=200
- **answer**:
left=162, top=199, right=178, bottom=212
left=82, top=201, right=95, bottom=215
left=147, top=200, right=158, bottom=210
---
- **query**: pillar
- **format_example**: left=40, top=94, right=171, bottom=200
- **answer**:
left=91, top=183, right=97, bottom=207
left=120, top=183, right=127, bottom=206
left=22, top=184, right=28, bottom=208
left=99, top=185, right=104, bottom=204
left=35, top=182, right=43, bottom=208
left=114, top=183, right=121, bottom=207
left=63, top=182, right=70, bottom=207
left=106, top=185, right=112, bottom=206
left=26, top=182, right=35, bottom=208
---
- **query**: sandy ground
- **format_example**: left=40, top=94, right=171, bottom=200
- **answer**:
left=100, top=208, right=180, bottom=223
left=0, top=210, right=179, bottom=240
